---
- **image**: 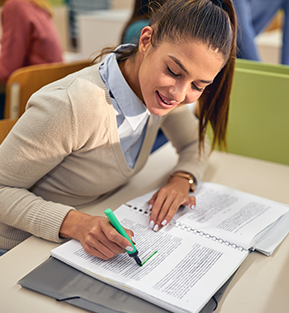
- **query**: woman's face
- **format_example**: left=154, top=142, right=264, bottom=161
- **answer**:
left=135, top=27, right=225, bottom=116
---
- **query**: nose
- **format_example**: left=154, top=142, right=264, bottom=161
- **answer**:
left=169, top=82, right=190, bottom=104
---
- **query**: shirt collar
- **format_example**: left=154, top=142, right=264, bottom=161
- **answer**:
left=100, top=45, right=149, bottom=131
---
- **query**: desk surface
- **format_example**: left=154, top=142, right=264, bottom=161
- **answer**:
left=1, top=143, right=289, bottom=313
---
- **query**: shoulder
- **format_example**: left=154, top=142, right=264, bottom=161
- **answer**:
left=3, top=0, right=30, bottom=14
left=24, top=63, right=112, bottom=149
left=67, top=63, right=110, bottom=115
left=2, top=0, right=34, bottom=25
left=28, top=63, right=110, bottom=126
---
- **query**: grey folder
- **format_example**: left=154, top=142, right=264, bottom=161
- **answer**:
left=18, top=257, right=233, bottom=313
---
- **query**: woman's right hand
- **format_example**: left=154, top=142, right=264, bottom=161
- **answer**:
left=60, top=210, right=134, bottom=260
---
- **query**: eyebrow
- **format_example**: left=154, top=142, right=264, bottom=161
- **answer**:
left=168, top=55, right=213, bottom=84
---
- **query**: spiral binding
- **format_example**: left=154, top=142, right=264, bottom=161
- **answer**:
left=129, top=205, right=151, bottom=216
left=169, top=219, right=246, bottom=252
left=127, top=206, right=246, bottom=252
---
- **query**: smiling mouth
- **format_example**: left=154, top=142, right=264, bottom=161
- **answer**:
left=156, top=91, right=176, bottom=108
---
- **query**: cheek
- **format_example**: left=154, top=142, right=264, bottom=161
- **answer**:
left=185, top=91, right=202, bottom=105
left=138, top=74, right=149, bottom=99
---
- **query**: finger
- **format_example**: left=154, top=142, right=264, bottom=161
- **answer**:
left=150, top=188, right=182, bottom=231
left=83, top=243, right=112, bottom=260
left=100, top=227, right=136, bottom=258
left=83, top=231, right=123, bottom=260
left=182, top=196, right=196, bottom=209
left=157, top=193, right=183, bottom=229
left=149, top=191, right=166, bottom=230
left=105, top=227, right=134, bottom=251
left=87, top=222, right=132, bottom=258
left=85, top=242, right=121, bottom=260
left=148, top=191, right=158, bottom=208
left=123, top=227, right=135, bottom=244
left=154, top=194, right=176, bottom=228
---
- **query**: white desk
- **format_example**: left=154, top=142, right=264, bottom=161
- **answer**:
left=1, top=143, right=289, bottom=313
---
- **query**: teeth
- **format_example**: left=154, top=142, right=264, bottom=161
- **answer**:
left=159, top=93, right=171, bottom=105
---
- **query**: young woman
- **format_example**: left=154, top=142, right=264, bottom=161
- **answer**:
left=0, top=0, right=237, bottom=259
left=0, top=0, right=63, bottom=84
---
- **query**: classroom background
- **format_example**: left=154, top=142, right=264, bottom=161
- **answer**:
left=0, top=0, right=288, bottom=166
left=0, top=2, right=289, bottom=312
left=0, top=0, right=284, bottom=64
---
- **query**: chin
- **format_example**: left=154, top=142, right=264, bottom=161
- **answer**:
left=148, top=106, right=173, bottom=116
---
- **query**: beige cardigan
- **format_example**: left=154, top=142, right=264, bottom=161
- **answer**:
left=0, top=63, right=210, bottom=249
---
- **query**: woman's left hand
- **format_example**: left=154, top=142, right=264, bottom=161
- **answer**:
left=148, top=176, right=196, bottom=232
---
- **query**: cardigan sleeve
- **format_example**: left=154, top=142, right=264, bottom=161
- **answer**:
left=0, top=87, right=77, bottom=243
left=161, top=105, right=211, bottom=184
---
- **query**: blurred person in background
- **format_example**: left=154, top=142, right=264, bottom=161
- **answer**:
left=232, top=0, right=289, bottom=65
left=0, top=0, right=63, bottom=84
left=0, top=0, right=63, bottom=117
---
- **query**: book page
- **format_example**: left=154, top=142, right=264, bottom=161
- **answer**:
left=176, top=182, right=289, bottom=252
left=51, top=204, right=248, bottom=313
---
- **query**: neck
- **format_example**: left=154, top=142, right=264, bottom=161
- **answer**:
left=119, top=53, right=143, bottom=102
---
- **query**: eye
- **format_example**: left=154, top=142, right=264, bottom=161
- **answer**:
left=192, top=82, right=204, bottom=92
left=167, top=66, right=180, bottom=77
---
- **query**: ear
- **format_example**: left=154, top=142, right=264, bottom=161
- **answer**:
left=138, top=26, right=153, bottom=55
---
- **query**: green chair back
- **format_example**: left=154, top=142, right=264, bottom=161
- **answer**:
left=209, top=66, right=289, bottom=166
left=236, top=58, right=289, bottom=76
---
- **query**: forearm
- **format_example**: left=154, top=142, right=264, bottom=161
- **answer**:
left=162, top=106, right=210, bottom=183
left=59, top=210, right=90, bottom=240
left=172, top=137, right=210, bottom=184
left=0, top=185, right=74, bottom=243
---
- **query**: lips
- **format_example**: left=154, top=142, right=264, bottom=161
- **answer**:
left=156, top=91, right=176, bottom=109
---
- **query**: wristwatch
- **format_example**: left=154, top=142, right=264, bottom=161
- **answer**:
left=169, top=172, right=195, bottom=192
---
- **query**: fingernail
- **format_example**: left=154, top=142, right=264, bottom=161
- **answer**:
left=149, top=220, right=154, bottom=229
left=191, top=204, right=195, bottom=210
left=148, top=204, right=152, bottom=211
left=161, top=219, right=167, bottom=226
left=153, top=224, right=159, bottom=232
left=132, top=236, right=136, bottom=243
left=126, top=246, right=134, bottom=252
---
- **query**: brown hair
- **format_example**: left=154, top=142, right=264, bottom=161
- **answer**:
left=94, top=0, right=237, bottom=151
left=197, top=0, right=237, bottom=151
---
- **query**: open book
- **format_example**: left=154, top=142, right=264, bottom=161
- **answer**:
left=51, top=182, right=289, bottom=313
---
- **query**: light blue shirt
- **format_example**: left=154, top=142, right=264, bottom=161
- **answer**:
left=99, top=46, right=150, bottom=169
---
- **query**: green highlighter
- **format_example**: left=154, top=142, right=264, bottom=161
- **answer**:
left=104, top=208, right=142, bottom=266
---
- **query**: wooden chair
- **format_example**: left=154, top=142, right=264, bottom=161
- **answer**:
left=4, top=59, right=91, bottom=119
left=0, top=119, right=17, bottom=144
